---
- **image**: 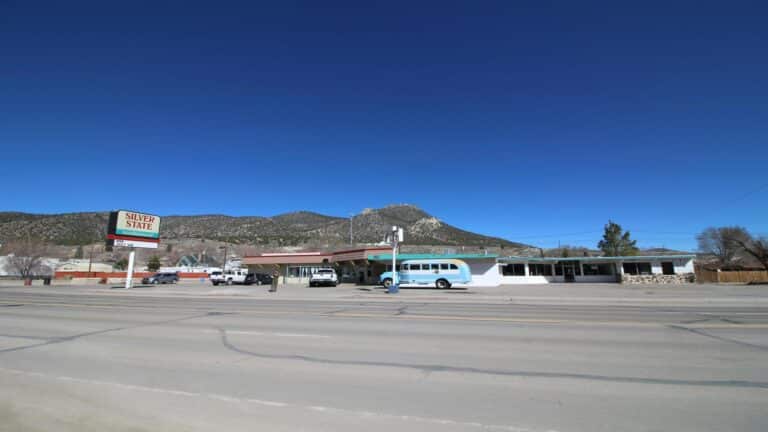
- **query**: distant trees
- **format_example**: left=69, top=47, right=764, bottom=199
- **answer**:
left=147, top=255, right=161, bottom=272
left=543, top=245, right=591, bottom=258
left=598, top=221, right=638, bottom=256
left=113, top=258, right=128, bottom=271
left=1, top=239, right=50, bottom=278
left=698, top=226, right=768, bottom=269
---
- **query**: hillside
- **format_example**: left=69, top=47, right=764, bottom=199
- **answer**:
left=0, top=205, right=529, bottom=249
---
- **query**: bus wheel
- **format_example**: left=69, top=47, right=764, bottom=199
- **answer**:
left=382, top=278, right=392, bottom=288
left=436, top=279, right=450, bottom=289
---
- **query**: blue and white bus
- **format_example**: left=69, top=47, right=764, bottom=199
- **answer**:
left=379, top=259, right=471, bottom=289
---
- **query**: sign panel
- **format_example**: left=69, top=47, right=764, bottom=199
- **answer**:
left=112, top=238, right=159, bottom=249
left=113, top=210, right=160, bottom=239
left=106, top=210, right=162, bottom=250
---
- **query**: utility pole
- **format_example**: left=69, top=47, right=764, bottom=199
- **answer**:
left=220, top=245, right=228, bottom=272
left=88, top=246, right=93, bottom=274
left=349, top=213, right=353, bottom=245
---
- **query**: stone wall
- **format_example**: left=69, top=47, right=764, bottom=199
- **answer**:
left=622, top=273, right=696, bottom=284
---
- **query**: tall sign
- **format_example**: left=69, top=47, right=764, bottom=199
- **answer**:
left=106, top=210, right=160, bottom=249
left=106, top=210, right=162, bottom=289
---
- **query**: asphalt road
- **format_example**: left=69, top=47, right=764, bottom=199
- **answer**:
left=1, top=288, right=767, bottom=431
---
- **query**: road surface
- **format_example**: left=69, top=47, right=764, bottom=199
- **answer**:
left=1, top=287, right=767, bottom=431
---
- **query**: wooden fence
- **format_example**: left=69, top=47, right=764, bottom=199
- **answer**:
left=695, top=268, right=768, bottom=284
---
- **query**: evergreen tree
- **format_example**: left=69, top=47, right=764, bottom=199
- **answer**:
left=114, top=258, right=128, bottom=271
left=598, top=220, right=639, bottom=256
left=147, top=255, right=161, bottom=272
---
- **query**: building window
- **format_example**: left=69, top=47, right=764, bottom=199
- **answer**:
left=529, top=263, right=553, bottom=276
left=661, top=262, right=675, bottom=275
left=502, top=264, right=525, bottom=276
left=555, top=262, right=581, bottom=276
left=622, top=262, right=652, bottom=275
left=583, top=263, right=615, bottom=275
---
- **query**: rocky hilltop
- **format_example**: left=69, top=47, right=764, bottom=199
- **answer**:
left=0, top=205, right=529, bottom=249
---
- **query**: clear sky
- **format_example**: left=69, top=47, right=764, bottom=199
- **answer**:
left=2, top=1, right=766, bottom=251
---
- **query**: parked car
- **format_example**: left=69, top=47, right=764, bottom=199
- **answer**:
left=309, top=268, right=338, bottom=287
left=210, top=269, right=249, bottom=286
left=142, top=272, right=179, bottom=284
left=245, top=273, right=273, bottom=285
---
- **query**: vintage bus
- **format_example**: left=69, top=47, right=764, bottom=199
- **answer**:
left=379, top=259, right=471, bottom=289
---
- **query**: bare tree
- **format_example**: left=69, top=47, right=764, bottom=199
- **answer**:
left=1, top=239, right=50, bottom=279
left=696, top=227, right=749, bottom=267
left=729, top=233, right=768, bottom=270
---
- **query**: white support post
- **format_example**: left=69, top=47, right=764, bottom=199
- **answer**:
left=125, top=249, right=135, bottom=289
left=392, top=244, right=398, bottom=286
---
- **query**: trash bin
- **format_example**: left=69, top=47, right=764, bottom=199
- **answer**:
left=43, top=277, right=51, bottom=285
left=23, top=278, right=32, bottom=286
left=388, top=283, right=399, bottom=294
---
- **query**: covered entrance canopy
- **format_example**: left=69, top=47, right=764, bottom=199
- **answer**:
left=242, top=247, right=391, bottom=285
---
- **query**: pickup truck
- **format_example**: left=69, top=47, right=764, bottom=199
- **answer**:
left=309, top=268, right=338, bottom=287
left=210, top=269, right=250, bottom=286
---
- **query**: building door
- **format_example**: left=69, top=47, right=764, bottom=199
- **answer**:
left=661, top=262, right=675, bottom=275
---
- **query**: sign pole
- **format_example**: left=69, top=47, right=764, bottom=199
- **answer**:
left=125, top=249, right=135, bottom=289
left=389, top=225, right=402, bottom=294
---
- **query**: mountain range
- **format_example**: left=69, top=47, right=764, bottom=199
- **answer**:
left=0, top=205, right=529, bottom=249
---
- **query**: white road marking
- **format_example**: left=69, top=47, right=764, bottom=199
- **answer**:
left=0, top=366, right=553, bottom=432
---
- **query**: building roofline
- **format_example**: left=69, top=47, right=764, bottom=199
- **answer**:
left=498, top=254, right=695, bottom=263
left=367, top=253, right=498, bottom=261
left=244, top=246, right=391, bottom=259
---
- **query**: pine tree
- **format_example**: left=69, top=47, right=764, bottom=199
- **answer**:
left=598, top=220, right=639, bottom=256
left=114, top=258, right=128, bottom=271
left=147, top=255, right=161, bottom=272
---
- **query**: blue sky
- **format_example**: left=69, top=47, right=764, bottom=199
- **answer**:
left=2, top=1, right=766, bottom=250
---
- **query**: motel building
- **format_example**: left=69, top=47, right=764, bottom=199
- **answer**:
left=497, top=255, right=696, bottom=284
left=242, top=247, right=696, bottom=286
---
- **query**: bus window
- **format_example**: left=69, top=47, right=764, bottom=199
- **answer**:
left=440, top=263, right=449, bottom=270
left=450, top=264, right=459, bottom=270
left=410, top=264, right=421, bottom=271
left=431, top=264, right=439, bottom=271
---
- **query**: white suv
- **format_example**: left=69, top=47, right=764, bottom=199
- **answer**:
left=309, top=268, right=338, bottom=287
left=210, top=269, right=249, bottom=286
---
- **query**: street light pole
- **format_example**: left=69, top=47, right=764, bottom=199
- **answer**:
left=88, top=246, right=93, bottom=274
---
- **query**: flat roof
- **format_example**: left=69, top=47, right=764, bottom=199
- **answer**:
left=367, top=253, right=498, bottom=262
left=498, top=254, right=695, bottom=263
left=243, top=246, right=392, bottom=265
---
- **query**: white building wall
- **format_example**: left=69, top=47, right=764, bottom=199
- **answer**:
left=651, top=261, right=663, bottom=275
left=461, top=259, right=501, bottom=287
left=676, top=258, right=694, bottom=273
